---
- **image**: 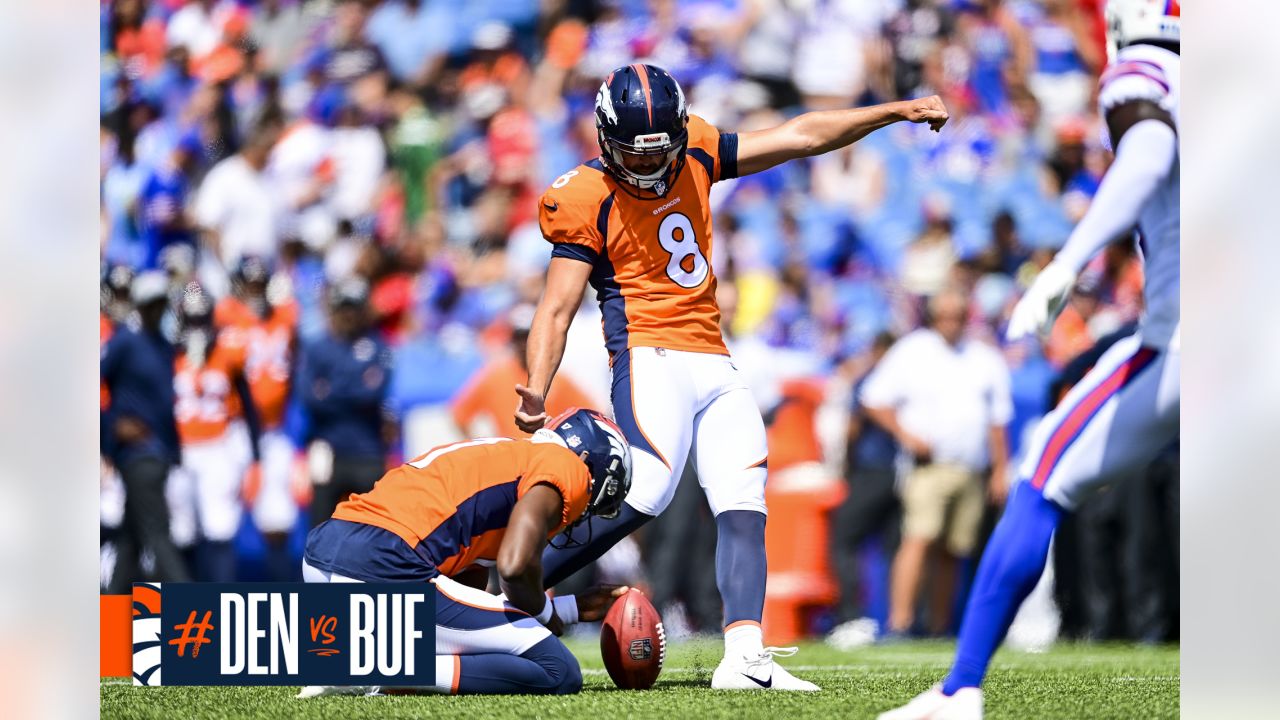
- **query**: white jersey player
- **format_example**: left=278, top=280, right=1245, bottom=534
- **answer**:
left=879, top=1, right=1180, bottom=718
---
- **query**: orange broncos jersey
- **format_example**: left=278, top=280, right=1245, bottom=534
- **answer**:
left=333, top=437, right=591, bottom=578
left=174, top=329, right=248, bottom=445
left=538, top=114, right=739, bottom=357
left=215, top=297, right=298, bottom=429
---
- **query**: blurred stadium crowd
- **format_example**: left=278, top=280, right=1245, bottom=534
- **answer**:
left=99, top=0, right=1177, bottom=645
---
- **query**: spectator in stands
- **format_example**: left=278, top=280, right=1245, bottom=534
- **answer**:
left=100, top=271, right=190, bottom=591
left=365, top=0, right=454, bottom=87
left=138, top=132, right=202, bottom=269
left=297, top=277, right=394, bottom=526
left=861, top=288, right=1012, bottom=636
left=194, top=122, right=281, bottom=291
left=305, top=0, right=387, bottom=92
left=1024, top=0, right=1101, bottom=138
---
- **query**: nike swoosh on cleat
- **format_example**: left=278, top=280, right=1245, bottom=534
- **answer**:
left=742, top=673, right=772, bottom=688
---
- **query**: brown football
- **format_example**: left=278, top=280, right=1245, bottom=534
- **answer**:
left=599, top=588, right=665, bottom=690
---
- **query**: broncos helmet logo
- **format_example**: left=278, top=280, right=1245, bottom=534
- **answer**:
left=595, top=81, right=618, bottom=126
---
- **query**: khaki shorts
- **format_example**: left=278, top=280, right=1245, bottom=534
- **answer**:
left=901, top=463, right=984, bottom=557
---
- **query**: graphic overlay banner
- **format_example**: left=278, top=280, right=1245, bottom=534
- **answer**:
left=131, top=583, right=435, bottom=686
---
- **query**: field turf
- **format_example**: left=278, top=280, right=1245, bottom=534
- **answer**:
left=101, top=637, right=1178, bottom=719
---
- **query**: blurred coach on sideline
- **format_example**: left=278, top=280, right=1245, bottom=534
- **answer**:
left=860, top=287, right=1012, bottom=636
left=297, top=277, right=394, bottom=526
left=100, top=271, right=190, bottom=590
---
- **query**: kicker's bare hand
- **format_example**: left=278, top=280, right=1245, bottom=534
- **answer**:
left=899, top=95, right=949, bottom=132
left=514, top=384, right=548, bottom=433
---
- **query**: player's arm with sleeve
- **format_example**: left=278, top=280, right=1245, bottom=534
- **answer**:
left=733, top=96, right=949, bottom=177
left=515, top=186, right=598, bottom=432
left=1007, top=71, right=1178, bottom=340
left=228, top=335, right=262, bottom=463
left=498, top=454, right=629, bottom=632
left=497, top=481, right=567, bottom=633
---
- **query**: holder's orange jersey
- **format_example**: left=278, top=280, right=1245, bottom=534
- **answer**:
left=174, top=330, right=248, bottom=445
left=215, top=298, right=297, bottom=429
left=538, top=114, right=739, bottom=357
left=332, top=437, right=591, bottom=577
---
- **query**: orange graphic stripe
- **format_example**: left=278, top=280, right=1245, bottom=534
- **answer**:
left=631, top=63, right=653, bottom=128
left=451, top=654, right=462, bottom=694
left=746, top=456, right=767, bottom=470
left=101, top=594, right=132, bottom=677
left=724, top=619, right=761, bottom=632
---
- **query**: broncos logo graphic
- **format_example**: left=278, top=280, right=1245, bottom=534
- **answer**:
left=132, top=583, right=164, bottom=686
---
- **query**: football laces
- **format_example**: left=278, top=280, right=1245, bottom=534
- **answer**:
left=655, top=621, right=667, bottom=670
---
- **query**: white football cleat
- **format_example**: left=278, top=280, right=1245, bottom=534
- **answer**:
left=711, top=646, right=820, bottom=691
left=296, top=685, right=380, bottom=699
left=877, top=684, right=983, bottom=720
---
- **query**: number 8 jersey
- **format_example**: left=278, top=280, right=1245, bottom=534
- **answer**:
left=539, top=114, right=739, bottom=357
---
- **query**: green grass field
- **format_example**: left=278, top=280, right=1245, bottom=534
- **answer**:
left=101, top=638, right=1178, bottom=719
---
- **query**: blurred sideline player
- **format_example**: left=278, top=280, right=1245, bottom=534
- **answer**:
left=453, top=303, right=595, bottom=439
left=215, top=257, right=303, bottom=581
left=299, top=409, right=631, bottom=697
left=168, top=284, right=262, bottom=582
left=880, top=2, right=1179, bottom=718
left=99, top=266, right=133, bottom=529
left=517, top=62, right=948, bottom=690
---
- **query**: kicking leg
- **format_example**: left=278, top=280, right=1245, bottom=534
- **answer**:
left=542, top=503, right=653, bottom=587
left=692, top=385, right=817, bottom=691
left=542, top=347, right=692, bottom=587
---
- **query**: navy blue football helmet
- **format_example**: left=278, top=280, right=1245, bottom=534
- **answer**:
left=546, top=407, right=632, bottom=522
left=595, top=64, right=689, bottom=196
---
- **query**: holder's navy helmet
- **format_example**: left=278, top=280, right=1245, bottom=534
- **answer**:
left=546, top=407, right=632, bottom=521
left=595, top=64, right=689, bottom=196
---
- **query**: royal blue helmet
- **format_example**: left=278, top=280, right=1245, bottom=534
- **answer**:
left=546, top=407, right=632, bottom=521
left=595, top=64, right=689, bottom=196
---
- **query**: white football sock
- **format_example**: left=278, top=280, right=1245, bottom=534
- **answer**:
left=724, top=622, right=764, bottom=659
